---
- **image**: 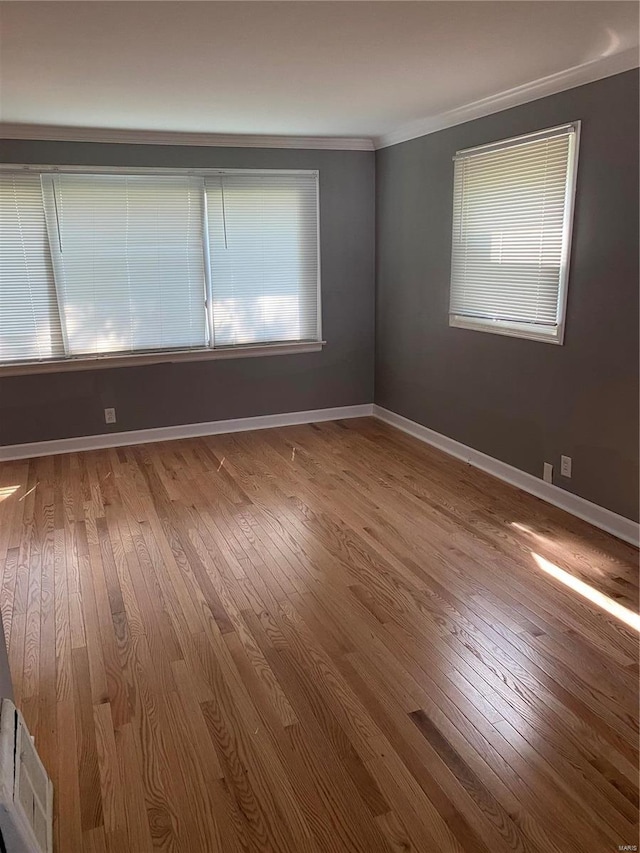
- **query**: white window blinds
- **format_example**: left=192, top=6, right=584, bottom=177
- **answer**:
left=41, top=173, right=208, bottom=356
left=0, top=167, right=321, bottom=369
left=449, top=123, right=579, bottom=344
left=205, top=173, right=320, bottom=347
left=0, top=173, right=64, bottom=362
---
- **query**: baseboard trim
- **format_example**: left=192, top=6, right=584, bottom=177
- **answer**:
left=0, top=404, right=374, bottom=463
left=2, top=401, right=636, bottom=546
left=373, top=405, right=639, bottom=547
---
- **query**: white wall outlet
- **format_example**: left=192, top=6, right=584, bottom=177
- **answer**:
left=543, top=462, right=553, bottom=484
left=560, top=455, right=572, bottom=478
left=104, top=407, right=116, bottom=424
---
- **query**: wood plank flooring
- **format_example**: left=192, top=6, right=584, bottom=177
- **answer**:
left=0, top=417, right=637, bottom=853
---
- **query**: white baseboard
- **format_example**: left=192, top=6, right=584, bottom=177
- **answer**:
left=373, top=405, right=639, bottom=547
left=0, top=404, right=374, bottom=463
left=2, top=400, right=636, bottom=547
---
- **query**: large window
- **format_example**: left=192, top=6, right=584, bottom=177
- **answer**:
left=449, top=123, right=580, bottom=344
left=0, top=167, right=321, bottom=369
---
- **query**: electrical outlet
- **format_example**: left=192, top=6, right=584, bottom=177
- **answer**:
left=543, top=462, right=553, bottom=484
left=560, top=455, right=572, bottom=478
left=104, top=407, right=116, bottom=424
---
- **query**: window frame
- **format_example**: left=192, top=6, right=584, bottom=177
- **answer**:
left=448, top=122, right=581, bottom=345
left=0, top=164, right=324, bottom=376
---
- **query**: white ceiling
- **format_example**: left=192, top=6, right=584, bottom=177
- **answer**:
left=1, top=1, right=638, bottom=148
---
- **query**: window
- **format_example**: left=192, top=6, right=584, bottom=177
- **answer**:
left=0, top=172, right=64, bottom=363
left=449, top=123, right=580, bottom=344
left=42, top=173, right=208, bottom=357
left=0, top=167, right=321, bottom=370
left=205, top=174, right=320, bottom=347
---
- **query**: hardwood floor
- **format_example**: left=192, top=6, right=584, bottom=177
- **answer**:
left=0, top=417, right=637, bottom=853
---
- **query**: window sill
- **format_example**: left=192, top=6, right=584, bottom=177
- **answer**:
left=449, top=315, right=563, bottom=345
left=0, top=341, right=326, bottom=377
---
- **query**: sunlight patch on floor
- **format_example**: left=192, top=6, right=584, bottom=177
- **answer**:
left=532, top=551, right=640, bottom=632
left=512, top=521, right=609, bottom=577
left=511, top=520, right=560, bottom=545
left=19, top=482, right=38, bottom=502
left=0, top=485, right=19, bottom=503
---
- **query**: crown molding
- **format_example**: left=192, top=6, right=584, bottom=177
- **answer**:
left=375, top=47, right=639, bottom=149
left=1, top=48, right=637, bottom=154
left=0, top=124, right=375, bottom=152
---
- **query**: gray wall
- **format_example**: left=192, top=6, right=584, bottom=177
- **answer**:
left=1, top=72, right=638, bottom=522
left=0, top=142, right=375, bottom=445
left=376, top=70, right=639, bottom=522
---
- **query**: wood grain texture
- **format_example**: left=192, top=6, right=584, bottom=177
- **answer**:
left=0, top=417, right=637, bottom=853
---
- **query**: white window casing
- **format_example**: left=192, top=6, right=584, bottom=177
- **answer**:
left=0, top=166, right=323, bottom=374
left=449, top=122, right=580, bottom=344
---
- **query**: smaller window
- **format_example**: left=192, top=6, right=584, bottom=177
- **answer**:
left=449, top=122, right=580, bottom=344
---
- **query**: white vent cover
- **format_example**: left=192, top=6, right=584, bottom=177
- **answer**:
left=0, top=699, right=53, bottom=853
